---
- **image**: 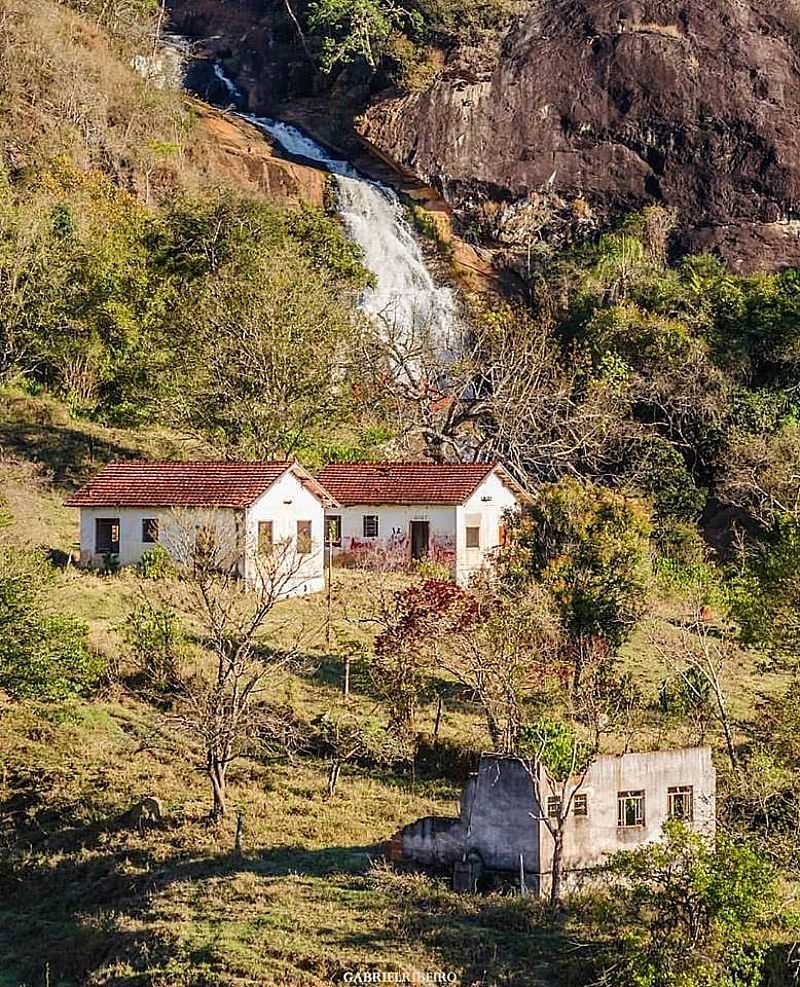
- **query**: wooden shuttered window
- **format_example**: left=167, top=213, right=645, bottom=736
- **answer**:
left=297, top=520, right=312, bottom=555
left=258, top=521, right=274, bottom=555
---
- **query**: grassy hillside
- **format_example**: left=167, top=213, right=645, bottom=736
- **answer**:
left=1, top=389, right=792, bottom=986
left=0, top=395, right=569, bottom=987
left=2, top=1, right=798, bottom=984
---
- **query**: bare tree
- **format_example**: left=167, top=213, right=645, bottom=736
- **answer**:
left=717, top=424, right=800, bottom=526
left=435, top=584, right=565, bottom=752
left=164, top=510, right=314, bottom=821
left=364, top=306, right=633, bottom=483
left=649, top=606, right=739, bottom=772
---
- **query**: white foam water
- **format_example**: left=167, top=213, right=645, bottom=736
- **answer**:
left=212, top=62, right=459, bottom=345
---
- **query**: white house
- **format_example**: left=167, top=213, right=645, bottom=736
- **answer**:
left=317, top=462, right=526, bottom=585
left=65, top=461, right=339, bottom=598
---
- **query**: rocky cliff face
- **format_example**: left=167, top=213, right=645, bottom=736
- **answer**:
left=191, top=101, right=327, bottom=207
left=356, top=0, right=800, bottom=272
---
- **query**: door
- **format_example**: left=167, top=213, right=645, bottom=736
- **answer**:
left=410, top=521, right=430, bottom=561
left=95, top=518, right=120, bottom=554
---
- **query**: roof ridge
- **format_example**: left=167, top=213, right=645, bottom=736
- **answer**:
left=100, top=459, right=296, bottom=467
left=318, top=461, right=499, bottom=468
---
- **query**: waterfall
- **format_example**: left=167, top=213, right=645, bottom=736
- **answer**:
left=211, top=62, right=459, bottom=345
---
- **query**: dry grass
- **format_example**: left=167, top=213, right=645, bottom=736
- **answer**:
left=1, top=391, right=787, bottom=985
left=0, top=695, right=572, bottom=987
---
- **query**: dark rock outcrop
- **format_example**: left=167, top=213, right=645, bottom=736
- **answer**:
left=356, top=0, right=800, bottom=272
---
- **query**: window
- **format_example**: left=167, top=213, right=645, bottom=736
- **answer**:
left=574, top=794, right=588, bottom=817
left=546, top=796, right=561, bottom=818
left=326, top=515, right=342, bottom=547
left=95, top=518, right=120, bottom=554
left=668, top=786, right=694, bottom=821
left=618, top=790, right=646, bottom=827
left=363, top=515, right=379, bottom=538
left=258, top=521, right=274, bottom=555
left=465, top=525, right=480, bottom=549
left=498, top=524, right=509, bottom=548
left=296, top=520, right=312, bottom=555
left=142, top=518, right=159, bottom=543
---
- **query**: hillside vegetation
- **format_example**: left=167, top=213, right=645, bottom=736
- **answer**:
left=2, top=2, right=800, bottom=987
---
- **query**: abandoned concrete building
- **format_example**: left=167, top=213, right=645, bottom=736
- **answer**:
left=388, top=748, right=715, bottom=895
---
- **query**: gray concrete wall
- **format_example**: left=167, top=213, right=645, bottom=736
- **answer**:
left=398, top=815, right=466, bottom=868
left=460, top=756, right=540, bottom=876
left=393, top=748, right=715, bottom=898
left=538, top=747, right=716, bottom=892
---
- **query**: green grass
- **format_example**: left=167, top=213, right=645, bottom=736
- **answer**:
left=0, top=693, right=586, bottom=986
left=0, top=389, right=790, bottom=986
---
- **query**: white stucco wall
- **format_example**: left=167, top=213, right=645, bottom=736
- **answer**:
left=328, top=504, right=458, bottom=573
left=244, top=469, right=325, bottom=596
left=537, top=747, right=716, bottom=892
left=456, top=470, right=519, bottom=584
left=76, top=469, right=326, bottom=598
left=78, top=506, right=200, bottom=568
left=325, top=469, right=521, bottom=585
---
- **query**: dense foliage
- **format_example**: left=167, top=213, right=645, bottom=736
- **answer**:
left=546, top=213, right=800, bottom=534
left=501, top=478, right=653, bottom=653
left=601, top=823, right=777, bottom=987
left=0, top=548, right=101, bottom=699
left=0, top=166, right=373, bottom=455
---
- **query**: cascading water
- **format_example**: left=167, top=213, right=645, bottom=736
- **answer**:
left=211, top=62, right=459, bottom=345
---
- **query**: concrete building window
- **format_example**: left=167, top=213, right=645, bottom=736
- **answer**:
left=297, top=520, right=312, bottom=555
left=326, top=515, right=342, bottom=547
left=258, top=521, right=274, bottom=554
left=618, top=790, right=645, bottom=827
left=668, top=785, right=694, bottom=821
left=574, top=794, right=588, bottom=816
left=465, top=525, right=480, bottom=548
left=95, top=518, right=120, bottom=554
left=142, top=518, right=159, bottom=543
left=363, top=515, right=379, bottom=538
left=546, top=796, right=561, bottom=818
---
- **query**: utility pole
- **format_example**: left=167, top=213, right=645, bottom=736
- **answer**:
left=325, top=518, right=334, bottom=647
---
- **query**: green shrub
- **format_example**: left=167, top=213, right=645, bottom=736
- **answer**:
left=137, top=545, right=175, bottom=581
left=412, top=557, right=452, bottom=582
left=601, top=823, right=778, bottom=987
left=0, top=548, right=102, bottom=700
left=121, top=600, right=186, bottom=692
left=653, top=518, right=707, bottom=566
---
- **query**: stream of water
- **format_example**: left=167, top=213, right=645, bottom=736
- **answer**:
left=211, top=62, right=458, bottom=344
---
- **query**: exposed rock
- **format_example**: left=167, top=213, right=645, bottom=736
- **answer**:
left=190, top=100, right=327, bottom=207
left=356, top=0, right=800, bottom=272
left=167, top=0, right=320, bottom=113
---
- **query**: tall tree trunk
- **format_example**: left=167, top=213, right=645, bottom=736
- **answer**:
left=208, top=757, right=228, bottom=821
left=486, top=712, right=502, bottom=751
left=549, top=826, right=564, bottom=910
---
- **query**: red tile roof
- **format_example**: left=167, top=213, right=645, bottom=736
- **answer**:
left=65, top=461, right=307, bottom=508
left=317, top=462, right=511, bottom=506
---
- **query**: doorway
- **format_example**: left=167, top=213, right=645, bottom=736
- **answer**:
left=410, top=521, right=430, bottom=561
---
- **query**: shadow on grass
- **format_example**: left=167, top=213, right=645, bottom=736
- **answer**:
left=0, top=421, right=144, bottom=490
left=2, top=835, right=602, bottom=987
left=0, top=840, right=383, bottom=986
